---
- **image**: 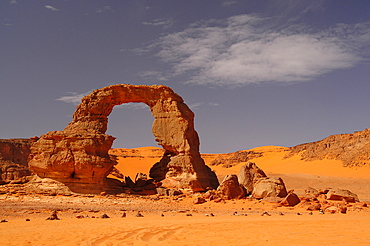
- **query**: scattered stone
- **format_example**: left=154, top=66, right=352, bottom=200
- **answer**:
left=193, top=197, right=206, bottom=204
left=101, top=214, right=110, bottom=219
left=325, top=206, right=342, bottom=214
left=161, top=213, right=164, bottom=217
left=297, top=213, right=302, bottom=215
left=76, top=215, right=85, bottom=219
left=46, top=211, right=60, bottom=220
left=307, top=203, right=321, bottom=211
left=186, top=213, right=193, bottom=216
left=26, top=218, right=30, bottom=221
left=135, top=212, right=144, bottom=217
left=122, top=212, right=126, bottom=218
left=279, top=212, right=284, bottom=216
left=0, top=219, right=8, bottom=223
left=309, top=212, right=313, bottom=215
left=261, top=212, right=271, bottom=216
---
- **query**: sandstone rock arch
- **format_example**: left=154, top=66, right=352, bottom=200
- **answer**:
left=29, top=84, right=219, bottom=193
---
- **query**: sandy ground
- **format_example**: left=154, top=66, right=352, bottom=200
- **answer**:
left=1, top=194, right=370, bottom=246
left=1, top=146, right=370, bottom=245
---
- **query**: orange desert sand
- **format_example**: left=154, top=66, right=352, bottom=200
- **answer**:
left=1, top=146, right=370, bottom=245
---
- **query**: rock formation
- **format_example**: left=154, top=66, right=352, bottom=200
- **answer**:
left=0, top=138, right=33, bottom=184
left=29, top=84, right=219, bottom=193
left=287, top=128, right=370, bottom=167
left=237, top=162, right=267, bottom=195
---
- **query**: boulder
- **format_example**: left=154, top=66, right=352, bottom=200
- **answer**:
left=280, top=192, right=300, bottom=206
left=216, top=174, right=245, bottom=200
left=193, top=197, right=206, bottom=204
left=252, top=177, right=288, bottom=199
left=29, top=84, right=219, bottom=193
left=237, top=162, right=267, bottom=195
left=326, top=189, right=359, bottom=203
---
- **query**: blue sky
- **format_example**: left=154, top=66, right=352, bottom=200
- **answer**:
left=1, top=0, right=370, bottom=153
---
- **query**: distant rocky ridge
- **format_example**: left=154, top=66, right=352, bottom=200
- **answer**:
left=286, top=128, right=370, bottom=167
left=208, top=150, right=263, bottom=168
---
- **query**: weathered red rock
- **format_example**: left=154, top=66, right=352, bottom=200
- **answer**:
left=0, top=139, right=33, bottom=184
left=252, top=177, right=288, bottom=199
left=29, top=84, right=219, bottom=193
left=216, top=174, right=245, bottom=200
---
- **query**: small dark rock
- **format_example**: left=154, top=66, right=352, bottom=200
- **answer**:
left=101, top=214, right=110, bottom=219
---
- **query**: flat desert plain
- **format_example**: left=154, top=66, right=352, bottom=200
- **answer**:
left=1, top=146, right=370, bottom=246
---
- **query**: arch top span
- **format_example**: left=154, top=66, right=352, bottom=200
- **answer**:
left=29, top=84, right=219, bottom=193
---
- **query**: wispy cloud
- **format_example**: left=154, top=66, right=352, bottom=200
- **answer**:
left=115, top=103, right=149, bottom=110
left=222, top=1, right=238, bottom=6
left=56, top=92, right=151, bottom=111
left=45, top=5, right=59, bottom=11
left=9, top=0, right=17, bottom=4
left=142, top=18, right=174, bottom=29
left=149, top=14, right=369, bottom=87
left=56, top=91, right=91, bottom=105
left=138, top=70, right=168, bottom=81
left=187, top=102, right=219, bottom=110
left=96, top=5, right=113, bottom=14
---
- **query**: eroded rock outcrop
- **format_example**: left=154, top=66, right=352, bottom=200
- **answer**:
left=287, top=128, right=370, bottom=167
left=29, top=84, right=219, bottom=193
left=0, top=139, right=33, bottom=184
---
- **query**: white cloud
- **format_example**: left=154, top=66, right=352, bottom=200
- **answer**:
left=56, top=91, right=91, bottom=105
left=152, top=14, right=369, bottom=86
left=45, top=5, right=59, bottom=11
left=10, top=0, right=17, bottom=4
